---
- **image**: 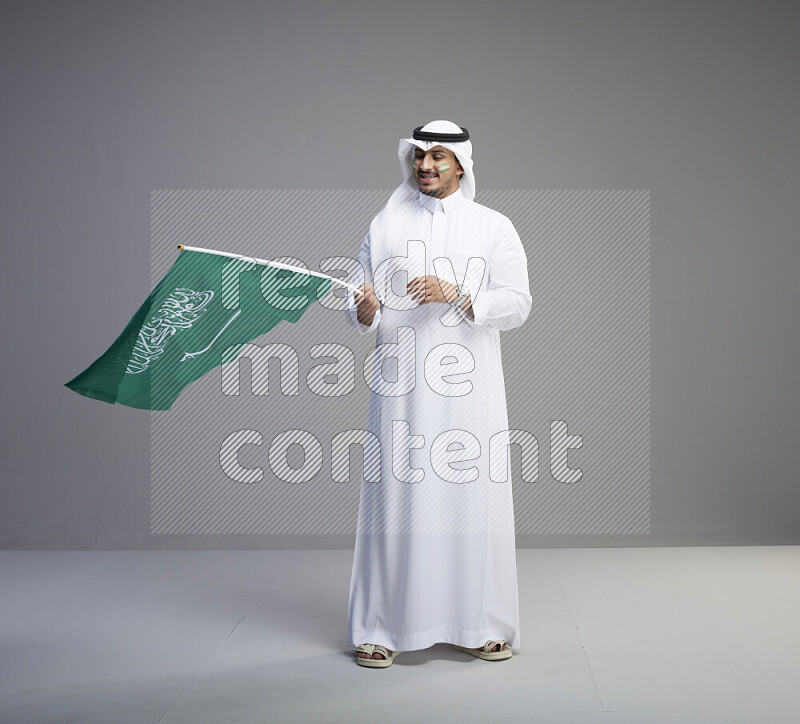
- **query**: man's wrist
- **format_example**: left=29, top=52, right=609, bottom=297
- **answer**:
left=451, top=283, right=473, bottom=319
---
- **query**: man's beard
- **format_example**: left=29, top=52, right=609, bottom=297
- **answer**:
left=419, top=179, right=457, bottom=198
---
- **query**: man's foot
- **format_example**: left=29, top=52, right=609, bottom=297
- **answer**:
left=356, top=643, right=392, bottom=660
left=450, top=639, right=513, bottom=660
left=474, top=641, right=508, bottom=653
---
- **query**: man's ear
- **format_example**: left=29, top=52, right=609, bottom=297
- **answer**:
left=457, top=162, right=464, bottom=177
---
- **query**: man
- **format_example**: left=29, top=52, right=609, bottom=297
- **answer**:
left=345, top=120, right=532, bottom=667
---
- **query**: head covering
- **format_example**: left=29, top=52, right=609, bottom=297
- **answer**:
left=384, top=120, right=475, bottom=213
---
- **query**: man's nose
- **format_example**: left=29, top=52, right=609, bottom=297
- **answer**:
left=419, top=155, right=435, bottom=170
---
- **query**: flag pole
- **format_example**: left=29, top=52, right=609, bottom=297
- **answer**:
left=176, top=244, right=365, bottom=296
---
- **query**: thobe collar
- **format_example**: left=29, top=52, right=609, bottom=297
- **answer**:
left=417, top=186, right=466, bottom=215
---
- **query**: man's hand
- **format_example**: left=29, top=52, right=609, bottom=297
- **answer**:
left=407, top=275, right=459, bottom=305
left=408, top=275, right=474, bottom=320
left=355, top=283, right=380, bottom=326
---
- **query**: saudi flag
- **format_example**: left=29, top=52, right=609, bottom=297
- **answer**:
left=65, top=245, right=356, bottom=411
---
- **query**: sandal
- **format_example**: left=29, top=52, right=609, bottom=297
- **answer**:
left=355, top=643, right=402, bottom=668
left=451, top=639, right=512, bottom=661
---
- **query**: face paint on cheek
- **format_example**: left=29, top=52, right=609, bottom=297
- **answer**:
left=438, top=163, right=450, bottom=173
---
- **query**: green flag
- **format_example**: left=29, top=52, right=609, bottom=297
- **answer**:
left=65, top=247, right=334, bottom=410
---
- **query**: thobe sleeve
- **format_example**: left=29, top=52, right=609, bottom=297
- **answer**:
left=466, top=217, right=532, bottom=331
left=345, top=231, right=382, bottom=335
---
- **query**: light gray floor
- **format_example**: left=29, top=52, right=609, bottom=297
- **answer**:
left=1, top=546, right=798, bottom=723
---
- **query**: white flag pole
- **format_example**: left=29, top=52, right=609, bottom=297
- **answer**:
left=176, top=244, right=365, bottom=296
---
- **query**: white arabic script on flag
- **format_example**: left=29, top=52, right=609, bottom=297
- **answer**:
left=126, top=288, right=214, bottom=374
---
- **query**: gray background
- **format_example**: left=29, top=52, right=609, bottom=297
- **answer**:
left=1, top=0, right=797, bottom=548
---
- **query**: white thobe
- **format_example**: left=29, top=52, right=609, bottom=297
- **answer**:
left=345, top=187, right=532, bottom=652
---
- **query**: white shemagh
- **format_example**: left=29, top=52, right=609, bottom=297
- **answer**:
left=383, top=119, right=476, bottom=215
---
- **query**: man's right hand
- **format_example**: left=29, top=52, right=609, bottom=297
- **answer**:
left=355, top=283, right=380, bottom=326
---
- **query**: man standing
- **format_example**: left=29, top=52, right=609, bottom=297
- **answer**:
left=346, top=120, right=532, bottom=667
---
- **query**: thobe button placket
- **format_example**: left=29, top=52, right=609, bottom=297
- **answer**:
left=429, top=202, right=445, bottom=328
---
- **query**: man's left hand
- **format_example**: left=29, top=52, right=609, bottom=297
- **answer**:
left=407, top=275, right=459, bottom=305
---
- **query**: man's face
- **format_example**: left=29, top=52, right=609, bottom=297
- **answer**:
left=412, top=145, right=464, bottom=198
